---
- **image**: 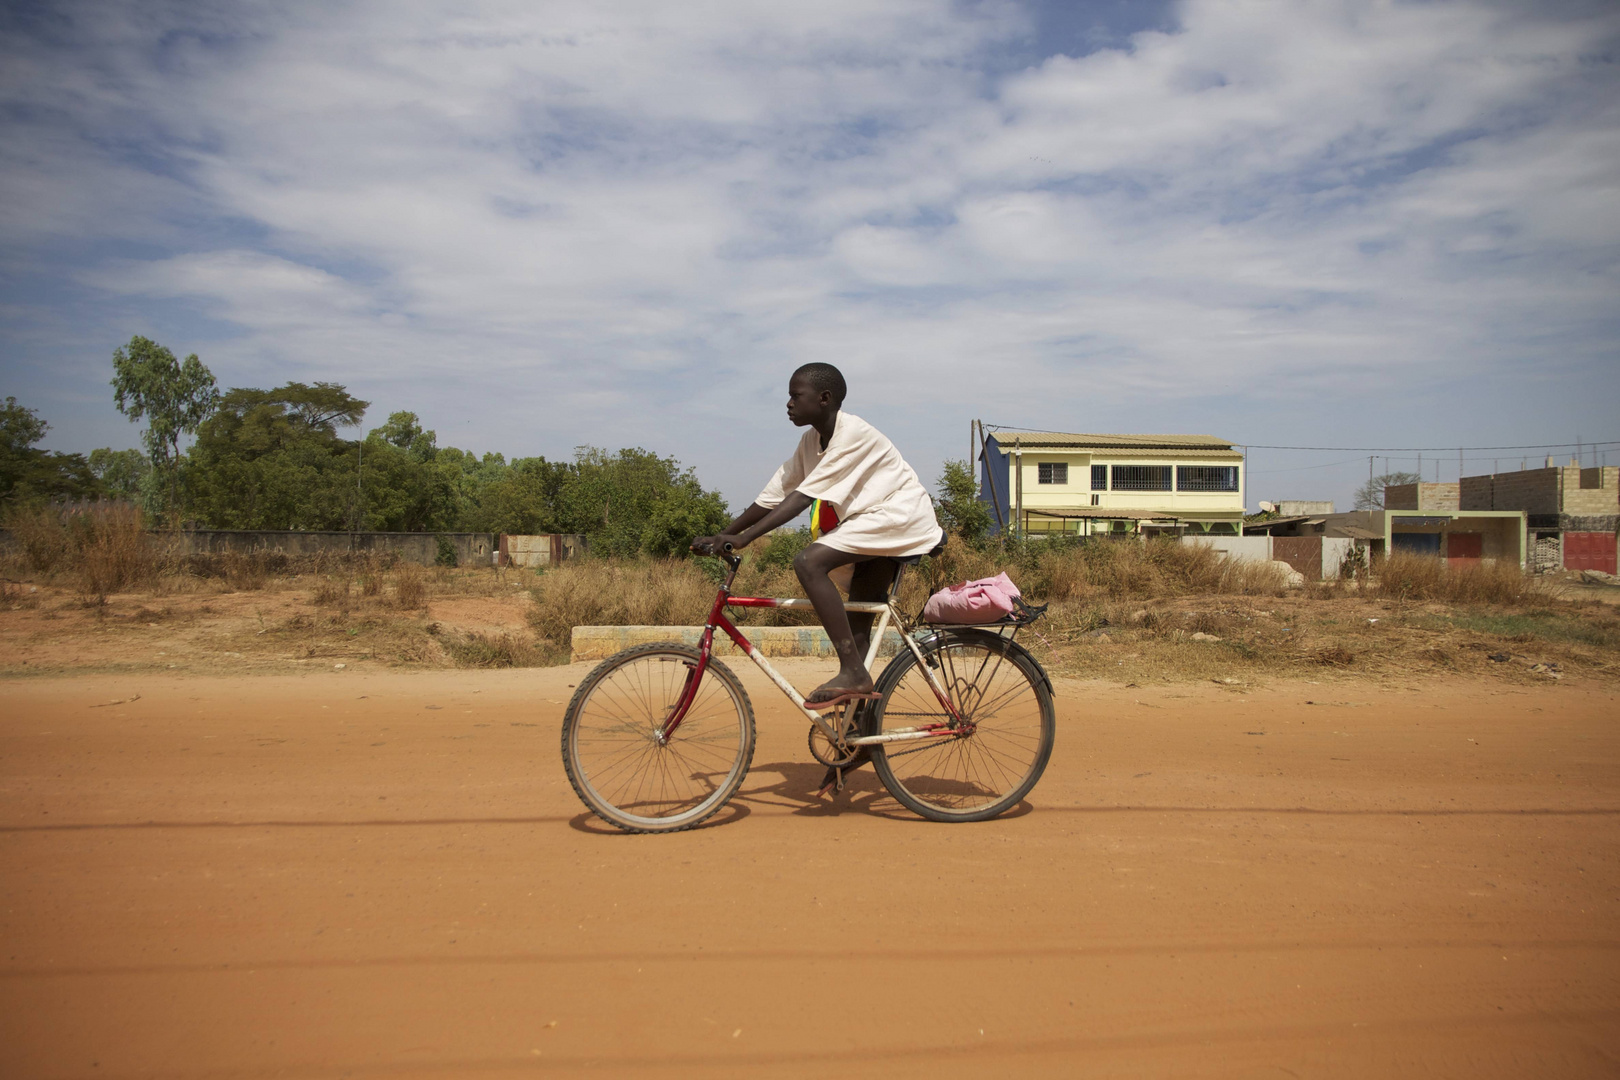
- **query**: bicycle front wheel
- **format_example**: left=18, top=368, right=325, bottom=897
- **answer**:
left=869, top=630, right=1054, bottom=822
left=561, top=643, right=755, bottom=833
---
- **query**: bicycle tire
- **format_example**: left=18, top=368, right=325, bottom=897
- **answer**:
left=561, top=643, right=756, bottom=833
left=868, top=629, right=1054, bottom=822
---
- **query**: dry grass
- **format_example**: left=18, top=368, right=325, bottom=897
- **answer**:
left=2, top=503, right=160, bottom=603
left=521, top=539, right=1295, bottom=653
left=1373, top=551, right=1542, bottom=606
left=527, top=559, right=717, bottom=649
left=925, top=535, right=1291, bottom=604
left=443, top=630, right=550, bottom=668
left=393, top=562, right=426, bottom=609
left=70, top=504, right=156, bottom=603
left=312, top=577, right=351, bottom=607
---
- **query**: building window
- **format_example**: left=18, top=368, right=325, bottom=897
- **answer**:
left=1037, top=462, right=1068, bottom=485
left=1091, top=464, right=1107, bottom=491
left=1110, top=465, right=1172, bottom=492
left=1176, top=465, right=1240, bottom=492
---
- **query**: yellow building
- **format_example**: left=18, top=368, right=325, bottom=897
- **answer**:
left=979, top=432, right=1246, bottom=537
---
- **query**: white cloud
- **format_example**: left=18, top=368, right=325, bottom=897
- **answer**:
left=2, top=0, right=1617, bottom=508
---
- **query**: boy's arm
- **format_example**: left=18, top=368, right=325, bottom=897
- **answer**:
left=691, top=492, right=813, bottom=555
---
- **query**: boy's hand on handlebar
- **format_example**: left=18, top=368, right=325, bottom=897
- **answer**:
left=690, top=534, right=739, bottom=556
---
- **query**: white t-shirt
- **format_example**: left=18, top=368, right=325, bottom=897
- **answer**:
left=756, top=411, right=943, bottom=558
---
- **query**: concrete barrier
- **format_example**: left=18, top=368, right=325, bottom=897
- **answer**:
left=571, top=625, right=905, bottom=663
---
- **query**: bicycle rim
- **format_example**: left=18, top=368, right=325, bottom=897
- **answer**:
left=872, top=634, right=1053, bottom=821
left=562, top=645, right=754, bottom=832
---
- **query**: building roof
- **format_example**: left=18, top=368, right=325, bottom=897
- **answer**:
left=987, top=431, right=1235, bottom=451
left=1023, top=508, right=1225, bottom=521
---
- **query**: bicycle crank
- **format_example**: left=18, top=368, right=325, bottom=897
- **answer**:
left=807, top=721, right=860, bottom=767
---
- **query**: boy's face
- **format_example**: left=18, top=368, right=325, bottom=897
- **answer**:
left=785, top=374, right=832, bottom=427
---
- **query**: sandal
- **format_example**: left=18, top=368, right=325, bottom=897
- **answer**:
left=804, top=689, right=881, bottom=711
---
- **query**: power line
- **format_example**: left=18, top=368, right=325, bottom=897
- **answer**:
left=1241, top=441, right=1619, bottom=452
left=979, top=424, right=1619, bottom=454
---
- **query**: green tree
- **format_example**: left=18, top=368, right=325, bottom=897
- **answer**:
left=555, top=447, right=729, bottom=557
left=88, top=448, right=151, bottom=501
left=186, top=383, right=369, bottom=529
left=1353, top=471, right=1422, bottom=511
left=472, top=456, right=565, bottom=534
left=110, top=336, right=219, bottom=523
left=0, top=397, right=100, bottom=504
left=935, top=458, right=991, bottom=544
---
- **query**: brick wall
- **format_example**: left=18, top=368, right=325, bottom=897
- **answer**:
left=1385, top=483, right=1458, bottom=511
left=1457, top=466, right=1616, bottom=516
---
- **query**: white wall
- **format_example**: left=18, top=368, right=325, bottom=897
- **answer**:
left=1321, top=537, right=1356, bottom=580
left=1183, top=536, right=1272, bottom=563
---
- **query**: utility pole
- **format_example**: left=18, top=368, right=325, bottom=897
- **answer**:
left=354, top=439, right=364, bottom=534
left=971, top=420, right=980, bottom=497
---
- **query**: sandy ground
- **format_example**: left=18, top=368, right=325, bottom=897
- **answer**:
left=1, top=660, right=1617, bottom=1078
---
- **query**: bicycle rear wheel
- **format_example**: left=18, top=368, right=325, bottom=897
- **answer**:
left=869, top=630, right=1054, bottom=822
left=561, top=643, right=755, bottom=833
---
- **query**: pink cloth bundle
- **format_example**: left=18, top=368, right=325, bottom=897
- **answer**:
left=922, top=572, right=1022, bottom=625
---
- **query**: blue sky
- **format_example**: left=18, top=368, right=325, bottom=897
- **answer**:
left=3, top=0, right=1618, bottom=513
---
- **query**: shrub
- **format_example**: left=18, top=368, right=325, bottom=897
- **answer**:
left=435, top=536, right=458, bottom=567
left=313, top=577, right=350, bottom=606
left=527, top=558, right=715, bottom=648
left=753, top=527, right=812, bottom=572
left=394, top=562, right=426, bottom=608
left=71, top=504, right=155, bottom=602
left=446, top=631, right=544, bottom=668
left=4, top=501, right=73, bottom=573
left=4, top=502, right=157, bottom=601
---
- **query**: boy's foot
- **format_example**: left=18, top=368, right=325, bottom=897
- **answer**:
left=805, top=689, right=881, bottom=711
left=805, top=674, right=879, bottom=710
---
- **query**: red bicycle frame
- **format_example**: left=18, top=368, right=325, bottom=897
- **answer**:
left=656, top=556, right=966, bottom=746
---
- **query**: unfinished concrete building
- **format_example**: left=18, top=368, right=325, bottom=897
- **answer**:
left=1458, top=462, right=1618, bottom=574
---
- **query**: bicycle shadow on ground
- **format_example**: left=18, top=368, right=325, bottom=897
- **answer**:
left=737, top=760, right=1034, bottom=824
left=568, top=800, right=752, bottom=835
left=565, top=760, right=1034, bottom=834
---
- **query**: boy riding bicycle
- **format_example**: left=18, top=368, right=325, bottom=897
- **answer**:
left=691, top=363, right=944, bottom=710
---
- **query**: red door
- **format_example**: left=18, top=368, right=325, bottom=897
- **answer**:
left=1446, top=532, right=1482, bottom=564
left=1565, top=532, right=1618, bottom=574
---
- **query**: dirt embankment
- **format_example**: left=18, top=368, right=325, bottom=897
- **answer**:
left=1, top=663, right=1617, bottom=1078
left=3, top=567, right=1617, bottom=690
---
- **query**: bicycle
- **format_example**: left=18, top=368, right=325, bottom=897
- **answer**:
left=560, top=546, right=1055, bottom=832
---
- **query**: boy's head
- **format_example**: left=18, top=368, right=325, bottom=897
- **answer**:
left=786, top=363, right=846, bottom=428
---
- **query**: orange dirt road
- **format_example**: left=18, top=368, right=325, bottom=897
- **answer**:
left=2, top=663, right=1617, bottom=1078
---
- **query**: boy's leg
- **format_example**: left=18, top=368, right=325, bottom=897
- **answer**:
left=793, top=542, right=877, bottom=700
left=845, top=556, right=899, bottom=659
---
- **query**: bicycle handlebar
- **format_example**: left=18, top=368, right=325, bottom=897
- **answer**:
left=690, top=537, right=742, bottom=568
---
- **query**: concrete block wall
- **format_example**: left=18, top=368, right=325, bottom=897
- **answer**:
left=498, top=534, right=587, bottom=568
left=1277, top=500, right=1334, bottom=516
left=1569, top=466, right=1620, bottom=515
left=175, top=530, right=496, bottom=566
left=1458, top=466, right=1617, bottom=516
left=571, top=625, right=904, bottom=663
left=1385, top=483, right=1459, bottom=511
